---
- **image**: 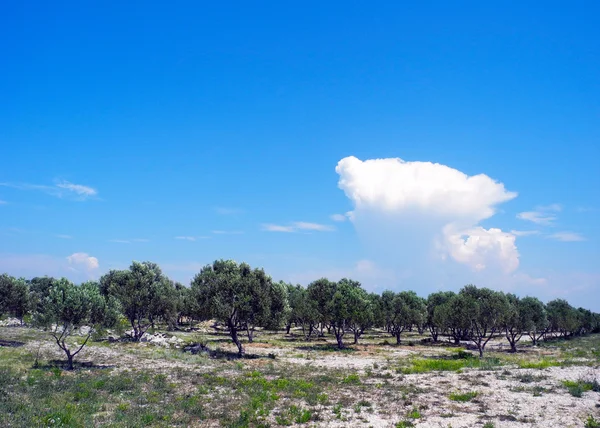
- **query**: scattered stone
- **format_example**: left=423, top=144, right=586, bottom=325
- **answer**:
left=0, top=318, right=23, bottom=327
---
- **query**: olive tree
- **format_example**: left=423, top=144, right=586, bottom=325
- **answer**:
left=100, top=261, right=176, bottom=341
left=190, top=259, right=288, bottom=355
left=546, top=299, right=580, bottom=339
left=382, top=291, right=426, bottom=344
left=306, top=278, right=337, bottom=336
left=35, top=279, right=119, bottom=370
left=0, top=274, right=30, bottom=323
left=460, top=285, right=509, bottom=357
left=286, top=283, right=319, bottom=338
left=426, top=291, right=455, bottom=342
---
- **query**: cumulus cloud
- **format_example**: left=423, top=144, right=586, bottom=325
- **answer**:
left=262, top=222, right=335, bottom=233
left=67, top=252, right=99, bottom=270
left=547, top=232, right=586, bottom=242
left=441, top=226, right=519, bottom=273
left=336, top=156, right=519, bottom=275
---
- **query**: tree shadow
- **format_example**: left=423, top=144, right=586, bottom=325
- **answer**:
left=182, top=343, right=275, bottom=360
left=0, top=339, right=25, bottom=347
left=296, top=343, right=357, bottom=352
left=34, top=360, right=116, bottom=371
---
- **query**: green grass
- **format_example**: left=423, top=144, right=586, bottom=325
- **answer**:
left=516, top=358, right=562, bottom=369
left=449, top=391, right=478, bottom=402
left=401, top=356, right=501, bottom=374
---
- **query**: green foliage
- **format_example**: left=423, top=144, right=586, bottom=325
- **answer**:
left=562, top=378, right=599, bottom=397
left=342, top=373, right=361, bottom=385
left=0, top=274, right=30, bottom=321
left=33, top=279, right=120, bottom=369
left=449, top=391, right=478, bottom=402
left=585, top=415, right=600, bottom=428
left=100, top=261, right=177, bottom=340
left=190, top=259, right=289, bottom=354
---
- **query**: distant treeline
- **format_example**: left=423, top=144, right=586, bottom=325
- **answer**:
left=1, top=259, right=599, bottom=367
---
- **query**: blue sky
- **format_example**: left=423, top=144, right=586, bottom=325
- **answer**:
left=1, top=1, right=598, bottom=310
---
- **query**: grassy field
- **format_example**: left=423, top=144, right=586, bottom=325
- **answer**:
left=1, top=325, right=599, bottom=427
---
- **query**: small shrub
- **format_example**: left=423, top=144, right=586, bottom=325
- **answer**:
left=342, top=374, right=361, bottom=385
left=407, top=407, right=421, bottom=419
left=483, top=423, right=495, bottom=428
left=449, top=391, right=478, bottom=402
left=585, top=415, right=600, bottom=428
left=562, top=378, right=598, bottom=397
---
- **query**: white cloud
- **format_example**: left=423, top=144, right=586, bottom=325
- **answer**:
left=55, top=234, right=73, bottom=239
left=56, top=181, right=97, bottom=197
left=0, top=180, right=98, bottom=200
left=108, top=239, right=130, bottom=244
left=441, top=226, right=519, bottom=273
left=67, top=252, right=99, bottom=270
left=212, top=230, right=244, bottom=235
left=262, top=222, right=335, bottom=233
left=517, top=204, right=561, bottom=225
left=547, top=232, right=586, bottom=242
left=510, top=230, right=541, bottom=237
left=330, top=214, right=347, bottom=222
left=0, top=200, right=7, bottom=205
left=131, top=238, right=150, bottom=242
left=336, top=156, right=519, bottom=273
left=262, top=224, right=296, bottom=233
left=175, top=236, right=199, bottom=241
left=337, top=156, right=517, bottom=223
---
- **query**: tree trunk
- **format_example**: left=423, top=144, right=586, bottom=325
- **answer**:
left=286, top=323, right=291, bottom=335
left=231, top=327, right=244, bottom=355
left=396, top=332, right=401, bottom=345
left=353, top=330, right=359, bottom=344
left=478, top=346, right=484, bottom=358
left=336, top=333, right=344, bottom=349
left=246, top=325, right=254, bottom=343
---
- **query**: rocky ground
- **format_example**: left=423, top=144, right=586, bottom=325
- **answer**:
left=0, top=324, right=599, bottom=427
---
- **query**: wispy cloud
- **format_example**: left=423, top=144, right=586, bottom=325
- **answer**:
left=175, top=236, right=210, bottom=241
left=214, top=207, right=244, bottom=215
left=262, top=224, right=296, bottom=233
left=517, top=204, right=561, bottom=225
left=131, top=238, right=150, bottom=242
left=108, top=239, right=130, bottom=244
left=55, top=234, right=73, bottom=239
left=262, top=221, right=335, bottom=233
left=510, top=230, right=540, bottom=237
left=0, top=180, right=98, bottom=201
left=212, top=230, right=244, bottom=235
left=0, top=200, right=7, bottom=205
left=547, top=232, right=586, bottom=242
left=330, top=213, right=347, bottom=222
